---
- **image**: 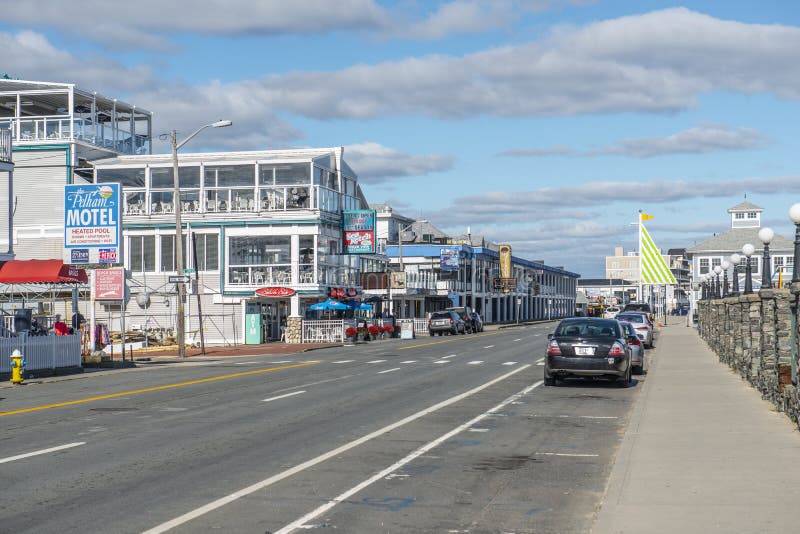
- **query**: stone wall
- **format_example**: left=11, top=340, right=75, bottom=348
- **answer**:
left=285, top=317, right=303, bottom=344
left=697, top=286, right=799, bottom=427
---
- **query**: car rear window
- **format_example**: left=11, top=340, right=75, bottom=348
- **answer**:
left=431, top=312, right=451, bottom=319
left=625, top=304, right=650, bottom=311
left=617, top=314, right=644, bottom=323
left=555, top=321, right=620, bottom=338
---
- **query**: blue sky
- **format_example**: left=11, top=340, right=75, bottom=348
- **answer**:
left=2, top=0, right=799, bottom=276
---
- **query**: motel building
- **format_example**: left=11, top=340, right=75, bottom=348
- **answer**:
left=91, top=147, right=375, bottom=344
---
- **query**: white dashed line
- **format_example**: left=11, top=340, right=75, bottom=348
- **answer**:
left=267, top=360, right=294, bottom=364
left=468, top=428, right=490, bottom=432
left=378, top=367, right=401, bottom=374
left=502, top=361, right=518, bottom=366
left=483, top=345, right=494, bottom=349
left=513, top=338, right=522, bottom=342
left=367, top=360, right=386, bottom=364
left=537, top=362, right=545, bottom=366
left=0, top=442, right=86, bottom=464
left=434, top=360, right=450, bottom=364
left=332, top=360, right=354, bottom=364
left=442, top=354, right=458, bottom=359
left=468, top=361, right=484, bottom=365
left=529, top=415, right=619, bottom=420
left=536, top=357, right=545, bottom=363
left=540, top=452, right=599, bottom=457
left=400, top=360, right=416, bottom=364
left=263, top=391, right=306, bottom=403
left=232, top=361, right=258, bottom=365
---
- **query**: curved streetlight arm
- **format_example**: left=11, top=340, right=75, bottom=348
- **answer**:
left=175, top=120, right=232, bottom=150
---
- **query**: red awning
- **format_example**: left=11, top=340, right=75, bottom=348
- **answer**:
left=0, top=259, right=89, bottom=284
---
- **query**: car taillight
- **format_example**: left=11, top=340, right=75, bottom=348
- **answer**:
left=629, top=338, right=641, bottom=346
left=547, top=340, right=561, bottom=355
left=450, top=318, right=454, bottom=324
left=428, top=319, right=431, bottom=326
left=608, top=342, right=625, bottom=356
left=635, top=326, right=648, bottom=330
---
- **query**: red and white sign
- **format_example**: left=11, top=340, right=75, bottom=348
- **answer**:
left=93, top=268, right=125, bottom=300
left=255, top=287, right=296, bottom=298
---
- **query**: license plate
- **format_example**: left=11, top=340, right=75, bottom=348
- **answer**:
left=575, top=346, right=594, bottom=356
left=608, top=357, right=615, bottom=364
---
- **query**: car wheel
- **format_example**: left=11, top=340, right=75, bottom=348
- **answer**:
left=633, top=365, right=643, bottom=375
left=544, top=376, right=556, bottom=386
left=616, top=364, right=632, bottom=387
left=429, top=331, right=435, bottom=337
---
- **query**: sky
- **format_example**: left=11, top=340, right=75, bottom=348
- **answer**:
left=2, top=0, right=799, bottom=277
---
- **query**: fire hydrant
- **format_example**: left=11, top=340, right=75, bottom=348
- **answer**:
left=10, top=349, right=25, bottom=384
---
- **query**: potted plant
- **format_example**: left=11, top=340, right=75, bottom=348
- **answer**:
left=383, top=325, right=394, bottom=338
left=345, top=327, right=357, bottom=342
left=356, top=326, right=369, bottom=342
left=368, top=325, right=382, bottom=339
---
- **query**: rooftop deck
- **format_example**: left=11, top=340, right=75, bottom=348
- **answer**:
left=0, top=79, right=152, bottom=155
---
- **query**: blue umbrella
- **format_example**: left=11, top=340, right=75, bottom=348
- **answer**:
left=345, top=300, right=374, bottom=311
left=309, top=299, right=348, bottom=311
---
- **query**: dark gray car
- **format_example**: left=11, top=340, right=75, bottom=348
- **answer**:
left=544, top=318, right=633, bottom=387
left=428, top=311, right=465, bottom=336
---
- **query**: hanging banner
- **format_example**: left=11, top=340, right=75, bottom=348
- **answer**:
left=499, top=244, right=512, bottom=279
left=440, top=248, right=459, bottom=271
left=64, top=183, right=122, bottom=265
left=342, top=209, right=376, bottom=254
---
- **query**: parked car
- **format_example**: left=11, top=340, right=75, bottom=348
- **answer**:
left=446, top=306, right=475, bottom=333
left=604, top=306, right=621, bottom=319
left=428, top=310, right=466, bottom=336
left=616, top=312, right=654, bottom=348
left=471, top=312, right=484, bottom=332
left=544, top=318, right=633, bottom=387
left=619, top=320, right=645, bottom=374
left=622, top=302, right=654, bottom=322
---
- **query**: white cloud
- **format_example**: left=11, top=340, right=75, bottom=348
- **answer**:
left=499, top=124, right=766, bottom=158
left=0, top=0, right=389, bottom=48
left=401, top=1, right=515, bottom=40
left=344, top=142, right=455, bottom=183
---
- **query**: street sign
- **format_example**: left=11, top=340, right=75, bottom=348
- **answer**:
left=493, top=277, right=503, bottom=289
left=93, top=268, right=125, bottom=300
left=183, top=268, right=196, bottom=274
left=169, top=275, right=191, bottom=284
left=502, top=278, right=517, bottom=288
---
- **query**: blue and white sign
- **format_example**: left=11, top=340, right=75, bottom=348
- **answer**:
left=63, top=183, right=122, bottom=265
left=440, top=248, right=459, bottom=271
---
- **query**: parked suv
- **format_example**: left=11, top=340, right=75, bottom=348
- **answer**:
left=622, top=302, right=654, bottom=322
left=446, top=306, right=475, bottom=333
left=428, top=311, right=465, bottom=336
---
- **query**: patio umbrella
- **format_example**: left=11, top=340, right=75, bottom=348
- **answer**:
left=345, top=300, right=373, bottom=311
left=309, top=299, right=348, bottom=311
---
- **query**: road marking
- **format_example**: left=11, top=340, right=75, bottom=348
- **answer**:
left=468, top=428, right=490, bottom=432
left=263, top=391, right=306, bottom=403
left=232, top=361, right=258, bottom=365
left=483, top=345, right=494, bottom=349
left=536, top=357, right=544, bottom=363
left=0, top=442, right=85, bottom=464
left=529, top=414, right=618, bottom=420
left=468, top=361, right=483, bottom=365
left=540, top=452, right=599, bottom=457
left=367, top=360, right=386, bottom=364
left=400, top=360, right=416, bottom=364
left=537, top=362, right=545, bottom=366
left=502, top=361, right=518, bottom=366
left=332, top=360, right=354, bottom=364
left=272, top=376, right=542, bottom=534
left=513, top=338, right=522, bottom=342
left=442, top=354, right=458, bottom=359
left=378, top=367, right=401, bottom=374
left=533, top=334, right=541, bottom=337
left=0, top=361, right=319, bottom=418
left=267, top=360, right=294, bottom=364
left=397, top=332, right=499, bottom=351
left=434, top=360, right=450, bottom=364
left=142, top=365, right=533, bottom=534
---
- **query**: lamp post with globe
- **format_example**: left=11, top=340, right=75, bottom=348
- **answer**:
left=758, top=227, right=775, bottom=289
left=721, top=260, right=730, bottom=297
left=788, top=203, right=800, bottom=385
left=729, top=253, right=741, bottom=296
left=742, top=243, right=755, bottom=295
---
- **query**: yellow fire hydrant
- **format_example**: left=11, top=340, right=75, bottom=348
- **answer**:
left=10, top=349, right=25, bottom=384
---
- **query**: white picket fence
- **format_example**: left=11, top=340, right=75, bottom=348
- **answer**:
left=302, top=320, right=355, bottom=343
left=0, top=334, right=81, bottom=374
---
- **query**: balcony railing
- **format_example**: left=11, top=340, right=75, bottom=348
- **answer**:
left=0, top=129, right=10, bottom=164
left=0, top=117, right=148, bottom=155
left=123, top=185, right=346, bottom=216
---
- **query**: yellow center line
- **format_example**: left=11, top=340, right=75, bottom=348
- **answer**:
left=0, top=361, right=319, bottom=418
left=398, top=331, right=501, bottom=351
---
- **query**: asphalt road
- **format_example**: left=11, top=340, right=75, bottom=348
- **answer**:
left=0, top=322, right=646, bottom=533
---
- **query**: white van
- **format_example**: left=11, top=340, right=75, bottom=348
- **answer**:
left=604, top=306, right=621, bottom=319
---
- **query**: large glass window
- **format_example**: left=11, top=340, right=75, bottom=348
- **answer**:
left=130, top=235, right=156, bottom=272
left=228, top=235, right=291, bottom=285
left=699, top=258, right=709, bottom=274
left=259, top=164, right=311, bottom=210
left=205, top=165, right=255, bottom=212
left=194, top=233, right=219, bottom=271
left=150, top=166, right=201, bottom=214
left=161, top=235, right=176, bottom=272
left=97, top=167, right=145, bottom=187
left=299, top=236, right=315, bottom=283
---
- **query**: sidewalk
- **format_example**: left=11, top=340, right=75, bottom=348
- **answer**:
left=593, top=324, right=800, bottom=534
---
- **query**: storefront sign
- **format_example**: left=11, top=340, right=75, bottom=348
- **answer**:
left=64, top=183, right=122, bottom=265
left=93, top=267, right=125, bottom=300
left=440, top=248, right=459, bottom=271
left=255, top=287, right=297, bottom=298
left=390, top=271, right=407, bottom=289
left=342, top=210, right=376, bottom=254
left=499, top=244, right=512, bottom=279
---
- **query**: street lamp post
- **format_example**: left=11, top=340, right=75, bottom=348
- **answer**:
left=170, top=119, right=232, bottom=358
left=721, top=260, right=730, bottom=297
left=729, top=253, right=741, bottom=296
left=392, top=220, right=426, bottom=317
left=742, top=243, right=755, bottom=295
left=713, top=265, right=722, bottom=298
left=788, top=203, right=800, bottom=385
left=759, top=227, right=775, bottom=289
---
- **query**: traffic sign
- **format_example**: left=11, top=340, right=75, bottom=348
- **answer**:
left=169, top=275, right=191, bottom=284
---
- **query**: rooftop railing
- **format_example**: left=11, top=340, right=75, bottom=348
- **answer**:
left=0, top=129, right=10, bottom=164
left=0, top=117, right=149, bottom=155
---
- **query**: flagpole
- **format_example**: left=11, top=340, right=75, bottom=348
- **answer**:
left=638, top=210, right=643, bottom=305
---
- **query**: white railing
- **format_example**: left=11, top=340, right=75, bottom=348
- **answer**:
left=302, top=319, right=354, bottom=343
left=0, top=334, right=81, bottom=374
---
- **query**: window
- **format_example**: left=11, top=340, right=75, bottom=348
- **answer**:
left=735, top=213, right=745, bottom=219
left=787, top=256, right=794, bottom=267
left=193, top=234, right=219, bottom=271
left=610, top=261, right=619, bottom=269
left=774, top=257, right=784, bottom=268
left=712, top=258, right=721, bottom=269
left=749, top=256, right=760, bottom=274
left=747, top=211, right=757, bottom=219
left=259, top=164, right=310, bottom=210
left=699, top=258, right=709, bottom=274
left=160, top=235, right=176, bottom=272
left=206, top=165, right=256, bottom=212
left=129, top=235, right=156, bottom=272
left=228, top=235, right=291, bottom=285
